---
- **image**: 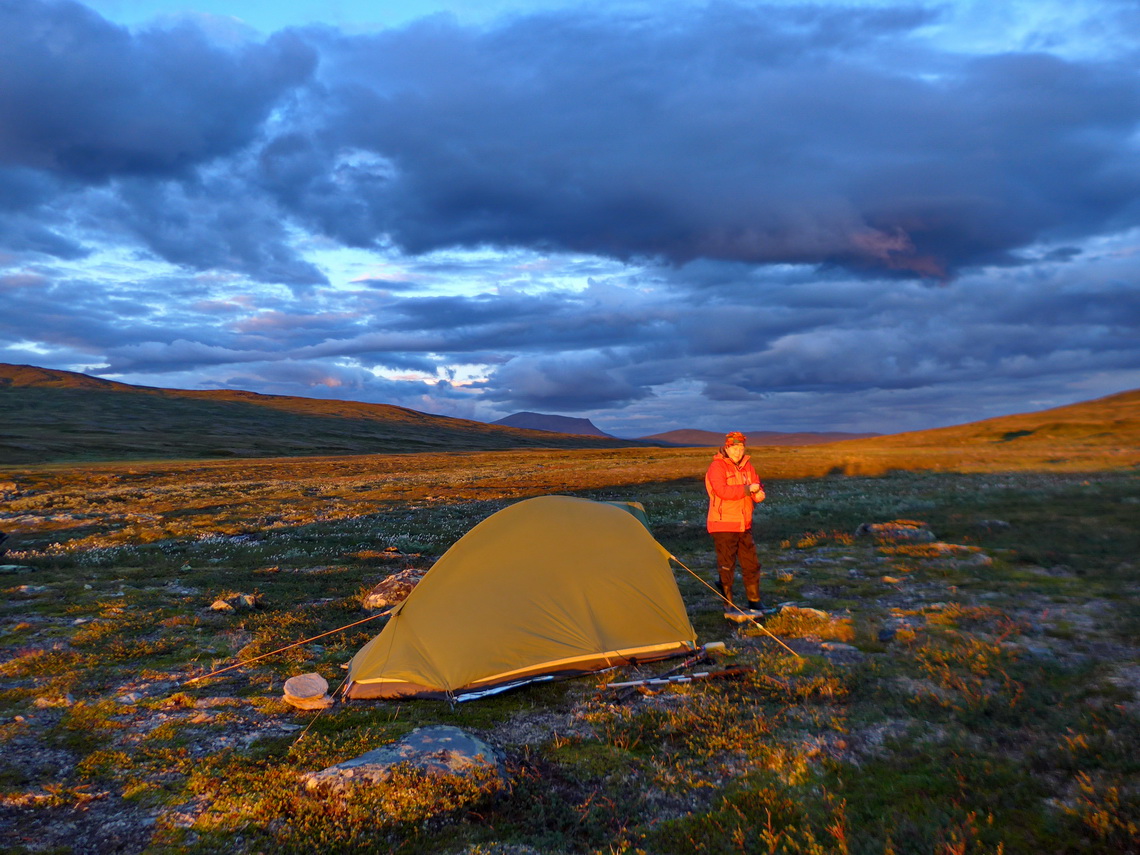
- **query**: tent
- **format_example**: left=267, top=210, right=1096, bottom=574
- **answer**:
left=345, top=495, right=698, bottom=701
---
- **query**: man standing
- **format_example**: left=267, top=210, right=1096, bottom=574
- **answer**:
left=705, top=431, right=766, bottom=617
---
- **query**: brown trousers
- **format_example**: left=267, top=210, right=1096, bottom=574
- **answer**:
left=711, top=529, right=761, bottom=603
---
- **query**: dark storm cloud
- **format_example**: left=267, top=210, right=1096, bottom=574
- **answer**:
left=286, top=4, right=1140, bottom=278
left=0, top=0, right=320, bottom=281
left=5, top=1, right=1139, bottom=283
left=0, top=0, right=315, bottom=180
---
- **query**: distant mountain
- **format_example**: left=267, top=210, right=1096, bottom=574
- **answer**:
left=0, top=364, right=645, bottom=464
left=640, top=429, right=880, bottom=447
left=492, top=412, right=615, bottom=438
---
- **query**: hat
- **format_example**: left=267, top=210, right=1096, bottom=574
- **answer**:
left=724, top=431, right=746, bottom=447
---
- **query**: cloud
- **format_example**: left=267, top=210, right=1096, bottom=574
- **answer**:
left=1, top=1, right=1138, bottom=434
left=287, top=4, right=1140, bottom=278
left=0, top=0, right=315, bottom=180
left=485, top=352, right=653, bottom=410
left=5, top=2, right=1139, bottom=284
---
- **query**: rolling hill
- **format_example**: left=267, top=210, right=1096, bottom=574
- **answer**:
left=4, top=363, right=1137, bottom=470
left=0, top=364, right=649, bottom=464
left=847, top=388, right=1140, bottom=450
left=778, top=387, right=1140, bottom=476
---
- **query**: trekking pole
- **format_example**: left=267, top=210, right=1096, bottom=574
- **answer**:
left=608, top=648, right=709, bottom=702
left=183, top=608, right=394, bottom=685
left=603, top=666, right=754, bottom=690
left=668, top=555, right=803, bottom=660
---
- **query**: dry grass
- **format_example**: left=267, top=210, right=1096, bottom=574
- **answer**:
left=1, top=434, right=1138, bottom=852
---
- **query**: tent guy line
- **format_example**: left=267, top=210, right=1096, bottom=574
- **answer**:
left=668, top=554, right=804, bottom=660
left=182, top=609, right=395, bottom=686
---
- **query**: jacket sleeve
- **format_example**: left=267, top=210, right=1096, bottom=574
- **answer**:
left=747, top=462, right=765, bottom=503
left=706, top=458, right=750, bottom=501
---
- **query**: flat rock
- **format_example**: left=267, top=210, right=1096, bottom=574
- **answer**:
left=0, top=565, right=34, bottom=574
left=304, top=725, right=506, bottom=792
left=285, top=694, right=334, bottom=710
left=284, top=672, right=329, bottom=700
left=284, top=673, right=334, bottom=708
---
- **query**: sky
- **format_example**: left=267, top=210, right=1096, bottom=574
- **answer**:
left=1, top=0, right=1138, bottom=438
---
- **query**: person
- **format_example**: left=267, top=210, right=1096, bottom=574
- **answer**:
left=705, top=431, right=766, bottom=617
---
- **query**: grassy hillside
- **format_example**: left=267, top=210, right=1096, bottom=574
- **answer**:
left=0, top=364, right=646, bottom=464
left=800, top=388, right=1140, bottom=475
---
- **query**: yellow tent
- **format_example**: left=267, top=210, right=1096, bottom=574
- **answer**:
left=345, top=495, right=698, bottom=700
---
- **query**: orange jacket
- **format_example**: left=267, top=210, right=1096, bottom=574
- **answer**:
left=705, top=450, right=765, bottom=532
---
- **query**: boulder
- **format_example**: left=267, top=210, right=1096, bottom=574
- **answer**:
left=303, top=725, right=506, bottom=792
left=363, top=568, right=427, bottom=610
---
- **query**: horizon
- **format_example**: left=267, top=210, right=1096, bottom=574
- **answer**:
left=1, top=0, right=1138, bottom=436
left=8, top=360, right=1134, bottom=442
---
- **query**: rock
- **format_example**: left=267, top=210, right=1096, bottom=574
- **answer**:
left=209, top=592, right=263, bottom=611
left=820, top=642, right=865, bottom=664
left=34, top=694, right=75, bottom=709
left=284, top=673, right=334, bottom=710
left=118, top=693, right=143, bottom=705
left=283, top=673, right=334, bottom=709
left=855, top=521, right=936, bottom=543
left=304, top=725, right=506, bottom=792
left=285, top=694, right=334, bottom=710
left=363, top=568, right=428, bottom=610
left=781, top=605, right=829, bottom=619
left=285, top=672, right=329, bottom=699
left=976, top=519, right=1011, bottom=531
left=0, top=565, right=34, bottom=574
left=15, top=584, right=47, bottom=593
